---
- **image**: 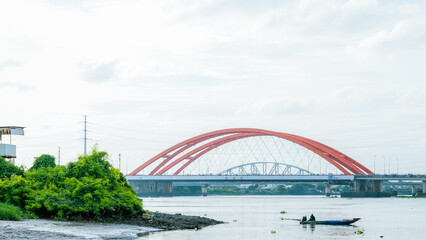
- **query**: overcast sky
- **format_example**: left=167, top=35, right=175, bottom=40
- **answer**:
left=1, top=0, right=425, bottom=174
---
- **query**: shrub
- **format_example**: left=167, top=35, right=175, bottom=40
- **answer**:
left=30, top=154, right=56, bottom=170
left=0, top=157, right=24, bottom=178
left=0, top=175, right=31, bottom=209
left=0, top=148, right=144, bottom=221
left=25, top=148, right=144, bottom=220
left=0, top=202, right=25, bottom=220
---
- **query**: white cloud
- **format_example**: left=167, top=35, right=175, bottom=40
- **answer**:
left=346, top=18, right=426, bottom=56
left=0, top=0, right=425, bottom=173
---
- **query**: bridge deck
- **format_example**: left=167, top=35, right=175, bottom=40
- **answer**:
left=126, top=175, right=354, bottom=183
left=126, top=174, right=425, bottom=184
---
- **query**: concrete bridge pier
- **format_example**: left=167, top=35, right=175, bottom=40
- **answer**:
left=128, top=180, right=173, bottom=196
left=202, top=184, right=209, bottom=197
left=324, top=184, right=330, bottom=197
left=342, top=179, right=394, bottom=198
left=354, top=179, right=382, bottom=192
left=412, top=185, right=417, bottom=196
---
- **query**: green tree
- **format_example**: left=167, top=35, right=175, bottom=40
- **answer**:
left=315, top=184, right=325, bottom=191
left=274, top=185, right=287, bottom=194
left=0, top=148, right=144, bottom=221
left=0, top=157, right=24, bottom=178
left=248, top=184, right=259, bottom=191
left=288, top=184, right=314, bottom=194
left=0, top=175, right=30, bottom=208
left=30, top=154, right=56, bottom=171
left=25, top=148, right=143, bottom=220
left=341, top=185, right=351, bottom=192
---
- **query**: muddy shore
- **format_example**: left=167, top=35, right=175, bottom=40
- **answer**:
left=0, top=212, right=223, bottom=239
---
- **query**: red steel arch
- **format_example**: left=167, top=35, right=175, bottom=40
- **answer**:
left=128, top=128, right=374, bottom=176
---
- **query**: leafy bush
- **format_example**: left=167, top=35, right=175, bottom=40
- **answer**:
left=0, top=202, right=26, bottom=220
left=0, top=157, right=24, bottom=178
left=0, top=175, right=31, bottom=209
left=0, top=148, right=144, bottom=221
left=30, top=154, right=56, bottom=170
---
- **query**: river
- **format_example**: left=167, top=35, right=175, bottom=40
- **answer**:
left=141, top=195, right=426, bottom=240
left=1, top=195, right=425, bottom=239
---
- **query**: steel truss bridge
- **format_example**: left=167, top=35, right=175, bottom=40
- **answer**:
left=218, top=162, right=313, bottom=176
left=126, top=128, right=426, bottom=196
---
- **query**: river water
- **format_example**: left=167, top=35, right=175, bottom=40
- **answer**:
left=1, top=196, right=425, bottom=239
left=141, top=195, right=426, bottom=240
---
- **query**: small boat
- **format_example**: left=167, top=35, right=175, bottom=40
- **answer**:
left=300, top=218, right=360, bottom=225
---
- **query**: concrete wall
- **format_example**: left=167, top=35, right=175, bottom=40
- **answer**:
left=0, top=144, right=16, bottom=158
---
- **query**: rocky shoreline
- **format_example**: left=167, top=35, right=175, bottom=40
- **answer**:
left=104, top=211, right=224, bottom=231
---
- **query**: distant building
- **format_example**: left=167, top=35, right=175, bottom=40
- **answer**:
left=0, top=126, right=25, bottom=163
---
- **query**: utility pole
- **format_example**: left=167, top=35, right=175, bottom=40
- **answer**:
left=383, top=156, right=386, bottom=175
left=58, top=147, right=61, bottom=165
left=84, top=115, right=87, bottom=155
left=388, top=157, right=390, bottom=174
left=397, top=158, right=399, bottom=175
left=374, top=155, right=376, bottom=173
left=119, top=153, right=121, bottom=172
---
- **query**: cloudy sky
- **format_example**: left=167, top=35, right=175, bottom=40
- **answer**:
left=1, top=0, right=425, bottom=174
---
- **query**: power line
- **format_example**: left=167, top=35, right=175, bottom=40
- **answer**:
left=86, top=122, right=187, bottom=137
left=86, top=138, right=164, bottom=151
left=87, top=130, right=176, bottom=144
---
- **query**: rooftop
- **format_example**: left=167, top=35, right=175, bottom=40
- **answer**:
left=0, top=126, right=25, bottom=136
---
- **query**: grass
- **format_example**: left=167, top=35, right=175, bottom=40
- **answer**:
left=0, top=202, right=36, bottom=221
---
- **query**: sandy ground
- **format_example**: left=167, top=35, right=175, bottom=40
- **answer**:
left=0, top=219, right=159, bottom=239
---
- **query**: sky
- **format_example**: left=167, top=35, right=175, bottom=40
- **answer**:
left=0, top=0, right=425, bottom=174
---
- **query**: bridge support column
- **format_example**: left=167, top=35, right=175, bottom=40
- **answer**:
left=324, top=184, right=330, bottom=197
left=342, top=179, right=394, bottom=198
left=157, top=181, right=173, bottom=193
left=412, top=185, right=417, bottom=196
left=127, top=180, right=173, bottom=196
left=353, top=179, right=382, bottom=193
left=202, top=184, right=208, bottom=197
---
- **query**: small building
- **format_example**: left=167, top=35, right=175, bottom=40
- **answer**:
left=0, top=126, right=25, bottom=162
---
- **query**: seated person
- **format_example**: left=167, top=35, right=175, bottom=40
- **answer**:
left=308, top=214, right=316, bottom=221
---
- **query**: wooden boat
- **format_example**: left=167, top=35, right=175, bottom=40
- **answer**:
left=300, top=218, right=361, bottom=225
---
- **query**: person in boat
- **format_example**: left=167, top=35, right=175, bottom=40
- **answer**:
left=302, top=216, right=307, bottom=221
left=308, top=214, right=316, bottom=221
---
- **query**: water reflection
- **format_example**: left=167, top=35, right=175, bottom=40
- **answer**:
left=302, top=223, right=360, bottom=237
left=302, top=224, right=316, bottom=233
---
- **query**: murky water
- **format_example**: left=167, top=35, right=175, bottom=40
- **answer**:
left=141, top=196, right=426, bottom=240
left=1, top=196, right=425, bottom=239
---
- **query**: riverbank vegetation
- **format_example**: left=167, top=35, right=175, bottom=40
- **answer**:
left=0, top=202, right=28, bottom=221
left=0, top=157, right=24, bottom=178
left=0, top=148, right=144, bottom=221
left=206, top=184, right=350, bottom=195
left=166, top=184, right=351, bottom=196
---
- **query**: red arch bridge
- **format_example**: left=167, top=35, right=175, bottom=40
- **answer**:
left=126, top=128, right=426, bottom=197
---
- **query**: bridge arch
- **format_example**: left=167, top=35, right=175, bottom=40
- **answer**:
left=218, top=162, right=314, bottom=176
left=128, top=128, right=374, bottom=176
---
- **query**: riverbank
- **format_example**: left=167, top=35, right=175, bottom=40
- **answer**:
left=102, top=211, right=223, bottom=230
left=0, top=212, right=223, bottom=239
